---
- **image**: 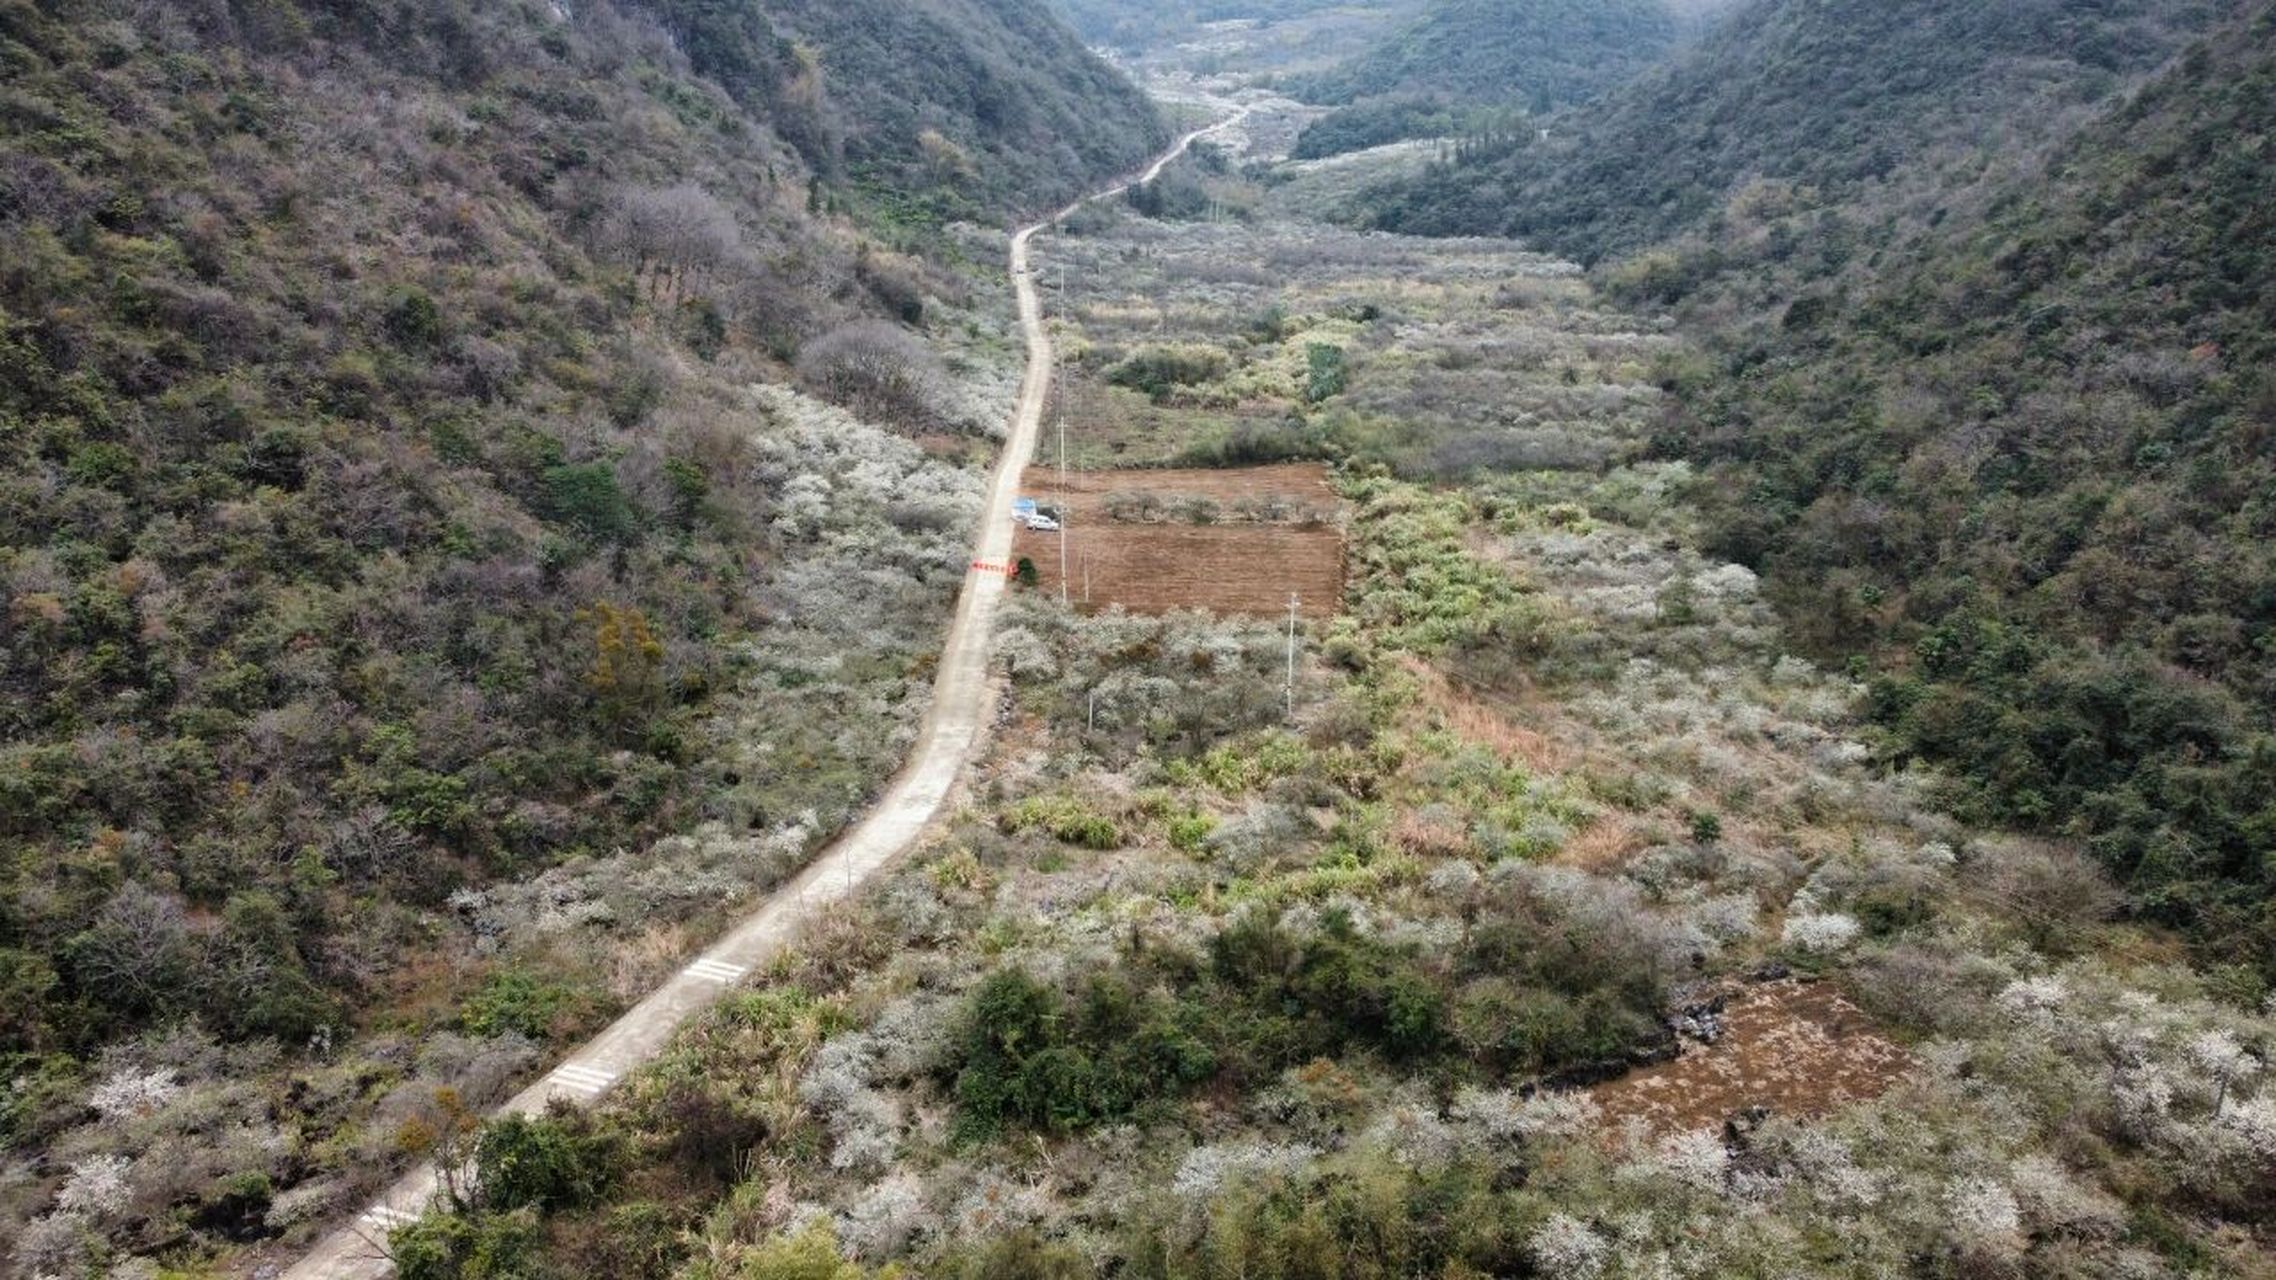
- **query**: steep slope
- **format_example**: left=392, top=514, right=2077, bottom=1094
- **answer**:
left=1357, top=0, right=2224, bottom=255
left=1671, top=0, right=2276, bottom=970
left=1290, top=0, right=1679, bottom=157
left=0, top=0, right=1156, bottom=1267
left=646, top=0, right=1167, bottom=217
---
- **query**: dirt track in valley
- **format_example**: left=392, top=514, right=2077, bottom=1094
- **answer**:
left=277, top=109, right=1251, bottom=1280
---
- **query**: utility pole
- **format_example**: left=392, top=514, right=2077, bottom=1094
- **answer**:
left=1057, top=260, right=1070, bottom=606
left=1284, top=592, right=1300, bottom=722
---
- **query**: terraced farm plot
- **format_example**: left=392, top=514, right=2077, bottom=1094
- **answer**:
left=1010, top=463, right=1346, bottom=619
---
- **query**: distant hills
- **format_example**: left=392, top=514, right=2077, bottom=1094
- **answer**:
left=1300, top=0, right=1678, bottom=111
left=1290, top=0, right=1682, bottom=158
left=1356, top=0, right=2223, bottom=255
left=1056, top=0, right=1372, bottom=51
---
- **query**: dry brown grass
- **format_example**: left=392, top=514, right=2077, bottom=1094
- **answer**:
left=1560, top=814, right=1646, bottom=871
left=609, top=922, right=695, bottom=1003
left=1400, top=656, right=1574, bottom=774
left=1390, top=807, right=1473, bottom=859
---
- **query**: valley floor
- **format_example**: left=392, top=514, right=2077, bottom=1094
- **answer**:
left=313, top=82, right=2273, bottom=1280
left=28, top=46, right=2264, bottom=1280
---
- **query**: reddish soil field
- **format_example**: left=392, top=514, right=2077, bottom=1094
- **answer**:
left=1591, top=978, right=1914, bottom=1136
left=1009, top=463, right=1347, bottom=620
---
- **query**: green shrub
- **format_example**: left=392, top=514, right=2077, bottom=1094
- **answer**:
left=1168, top=811, right=1217, bottom=853
left=935, top=1230, right=1089, bottom=1280
left=949, top=970, right=1216, bottom=1141
left=1211, top=908, right=1448, bottom=1063
left=384, top=286, right=445, bottom=348
left=390, top=1207, right=543, bottom=1280
left=65, top=441, right=138, bottom=490
left=999, top=795, right=1122, bottom=850
left=460, top=971, right=591, bottom=1041
left=1179, top=732, right=1310, bottom=793
left=1304, top=343, right=1348, bottom=404
left=474, top=1110, right=623, bottom=1213
left=730, top=1224, right=880, bottom=1280
left=541, top=461, right=639, bottom=544
left=1108, top=345, right=1229, bottom=401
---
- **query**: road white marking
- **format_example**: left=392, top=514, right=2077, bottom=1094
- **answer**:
left=547, top=1063, right=614, bottom=1095
left=360, top=1204, right=419, bottom=1231
left=687, top=958, right=748, bottom=984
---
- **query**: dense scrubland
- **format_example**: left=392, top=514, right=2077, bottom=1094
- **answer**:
left=1333, top=0, right=2276, bottom=982
left=345, top=82, right=2276, bottom=1279
left=1665, top=4, right=2276, bottom=978
left=0, top=0, right=1154, bottom=1270
left=9, top=0, right=2276, bottom=1276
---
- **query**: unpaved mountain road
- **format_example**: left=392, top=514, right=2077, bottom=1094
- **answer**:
left=276, top=110, right=1245, bottom=1280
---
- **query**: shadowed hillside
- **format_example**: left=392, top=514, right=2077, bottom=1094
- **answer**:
left=1669, top=0, right=2276, bottom=972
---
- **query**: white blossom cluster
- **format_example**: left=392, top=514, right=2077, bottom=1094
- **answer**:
left=1530, top=1212, right=1610, bottom=1279
left=87, top=1068, right=180, bottom=1124
left=1170, top=1139, right=1321, bottom=1200
left=1781, top=911, right=1862, bottom=953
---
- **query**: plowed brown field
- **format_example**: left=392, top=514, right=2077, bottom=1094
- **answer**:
left=1009, top=463, right=1346, bottom=620
left=1590, top=978, right=1913, bottom=1136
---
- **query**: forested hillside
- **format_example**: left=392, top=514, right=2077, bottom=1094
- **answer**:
left=1669, top=0, right=2276, bottom=974
left=648, top=0, right=1166, bottom=218
left=0, top=0, right=1154, bottom=1267
left=1319, top=0, right=2276, bottom=976
left=1290, top=0, right=1678, bottom=158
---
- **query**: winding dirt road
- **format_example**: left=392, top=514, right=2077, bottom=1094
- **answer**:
left=277, top=110, right=1243, bottom=1280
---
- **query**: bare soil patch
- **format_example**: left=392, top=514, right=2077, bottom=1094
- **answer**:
left=1590, top=978, right=1913, bottom=1136
left=1010, top=463, right=1346, bottom=619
